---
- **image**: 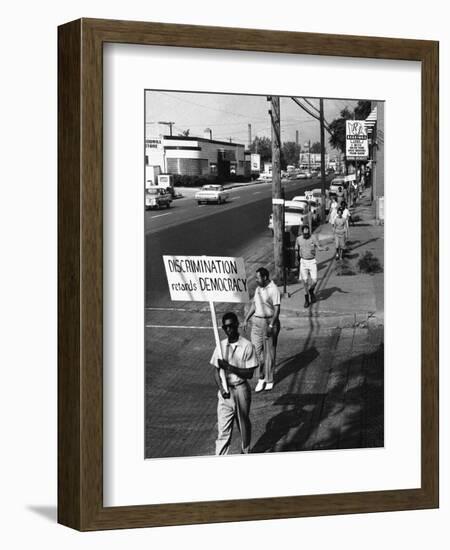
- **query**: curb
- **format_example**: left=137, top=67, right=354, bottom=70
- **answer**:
left=279, top=310, right=384, bottom=329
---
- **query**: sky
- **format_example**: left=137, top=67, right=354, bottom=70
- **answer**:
left=145, top=90, right=363, bottom=151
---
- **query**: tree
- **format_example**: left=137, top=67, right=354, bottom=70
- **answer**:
left=328, top=102, right=373, bottom=152
left=249, top=136, right=272, bottom=163
left=354, top=100, right=372, bottom=120
left=309, top=141, right=322, bottom=154
left=328, top=107, right=353, bottom=153
left=281, top=141, right=300, bottom=168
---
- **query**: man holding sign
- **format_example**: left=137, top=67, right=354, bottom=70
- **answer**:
left=210, top=312, right=258, bottom=455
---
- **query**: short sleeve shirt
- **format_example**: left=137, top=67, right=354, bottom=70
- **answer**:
left=295, top=235, right=320, bottom=260
left=210, top=336, right=258, bottom=385
left=253, top=280, right=281, bottom=317
left=334, top=216, right=346, bottom=235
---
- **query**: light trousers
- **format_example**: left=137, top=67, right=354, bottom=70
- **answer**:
left=216, top=382, right=252, bottom=455
left=251, top=317, right=280, bottom=384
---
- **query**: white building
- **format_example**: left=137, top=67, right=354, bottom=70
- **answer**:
left=299, top=152, right=330, bottom=170
left=145, top=133, right=246, bottom=179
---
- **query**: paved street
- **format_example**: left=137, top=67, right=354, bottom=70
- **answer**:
left=145, top=176, right=327, bottom=308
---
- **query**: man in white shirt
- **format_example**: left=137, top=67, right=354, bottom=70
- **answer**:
left=243, top=267, right=281, bottom=392
left=211, top=312, right=258, bottom=455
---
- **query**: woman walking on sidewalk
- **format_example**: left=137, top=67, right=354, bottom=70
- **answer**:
left=333, top=208, right=347, bottom=260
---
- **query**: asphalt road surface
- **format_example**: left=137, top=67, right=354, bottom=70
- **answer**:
left=145, top=176, right=330, bottom=308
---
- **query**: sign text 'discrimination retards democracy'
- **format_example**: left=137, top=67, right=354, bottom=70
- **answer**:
left=163, top=255, right=249, bottom=303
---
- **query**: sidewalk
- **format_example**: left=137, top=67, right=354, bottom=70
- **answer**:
left=279, top=188, right=384, bottom=329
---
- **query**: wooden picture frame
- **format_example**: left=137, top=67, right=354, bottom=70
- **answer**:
left=58, top=18, right=439, bottom=531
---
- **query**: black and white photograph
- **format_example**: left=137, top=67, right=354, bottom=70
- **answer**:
left=144, top=90, right=385, bottom=459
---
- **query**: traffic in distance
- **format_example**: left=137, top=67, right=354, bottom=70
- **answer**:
left=144, top=167, right=354, bottom=240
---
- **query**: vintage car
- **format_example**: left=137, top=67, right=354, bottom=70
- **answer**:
left=329, top=176, right=347, bottom=193
left=268, top=200, right=312, bottom=238
left=256, top=173, right=272, bottom=183
left=145, top=187, right=172, bottom=210
left=292, top=195, right=321, bottom=224
left=195, top=184, right=229, bottom=205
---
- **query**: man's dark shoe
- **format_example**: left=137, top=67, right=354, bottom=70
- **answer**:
left=304, top=295, right=310, bottom=308
left=309, top=289, right=317, bottom=303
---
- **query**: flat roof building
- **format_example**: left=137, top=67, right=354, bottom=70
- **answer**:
left=145, top=134, right=246, bottom=179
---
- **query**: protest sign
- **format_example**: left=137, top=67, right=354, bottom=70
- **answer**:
left=163, top=255, right=249, bottom=303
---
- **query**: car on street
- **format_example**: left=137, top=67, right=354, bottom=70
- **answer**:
left=268, top=200, right=312, bottom=237
left=307, top=188, right=325, bottom=208
left=194, top=184, right=229, bottom=205
left=145, top=187, right=172, bottom=210
left=329, top=176, right=347, bottom=194
left=292, top=195, right=321, bottom=224
left=256, top=173, right=272, bottom=183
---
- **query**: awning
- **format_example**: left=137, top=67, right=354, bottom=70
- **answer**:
left=364, top=106, right=377, bottom=134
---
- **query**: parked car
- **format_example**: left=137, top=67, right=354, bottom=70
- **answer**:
left=268, top=200, right=312, bottom=237
left=194, top=184, right=229, bottom=205
left=145, top=187, right=172, bottom=210
left=329, top=176, right=346, bottom=193
left=292, top=195, right=321, bottom=224
left=306, top=188, right=325, bottom=208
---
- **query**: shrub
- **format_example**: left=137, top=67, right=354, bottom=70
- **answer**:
left=335, top=258, right=356, bottom=276
left=358, top=251, right=383, bottom=274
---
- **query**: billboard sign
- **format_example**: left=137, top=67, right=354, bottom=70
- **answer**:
left=346, top=120, right=369, bottom=159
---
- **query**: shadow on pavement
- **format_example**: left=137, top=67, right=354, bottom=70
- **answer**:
left=251, top=344, right=384, bottom=453
left=275, top=348, right=319, bottom=385
left=315, top=286, right=349, bottom=301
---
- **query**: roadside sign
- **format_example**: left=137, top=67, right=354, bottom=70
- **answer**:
left=163, top=255, right=249, bottom=303
left=346, top=120, right=369, bottom=159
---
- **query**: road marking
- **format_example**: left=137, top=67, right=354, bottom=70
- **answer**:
left=253, top=191, right=261, bottom=194
left=146, top=324, right=212, bottom=330
left=233, top=195, right=241, bottom=199
left=151, top=212, right=172, bottom=219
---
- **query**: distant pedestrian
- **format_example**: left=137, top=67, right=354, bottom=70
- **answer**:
left=341, top=201, right=351, bottom=237
left=351, top=180, right=358, bottom=205
left=328, top=196, right=338, bottom=225
left=333, top=208, right=347, bottom=260
left=243, top=267, right=280, bottom=392
left=211, top=312, right=258, bottom=455
left=295, top=224, right=329, bottom=308
left=336, top=185, right=345, bottom=206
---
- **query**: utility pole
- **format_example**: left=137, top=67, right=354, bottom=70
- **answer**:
left=158, top=121, right=175, bottom=136
left=248, top=123, right=252, bottom=149
left=268, top=96, right=283, bottom=285
left=319, top=99, right=327, bottom=219
left=308, top=139, right=311, bottom=172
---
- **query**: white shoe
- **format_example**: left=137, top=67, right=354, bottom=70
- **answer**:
left=265, top=382, right=274, bottom=391
left=255, top=379, right=266, bottom=392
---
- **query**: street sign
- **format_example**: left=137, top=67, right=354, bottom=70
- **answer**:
left=346, top=120, right=369, bottom=159
left=163, top=255, right=249, bottom=303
